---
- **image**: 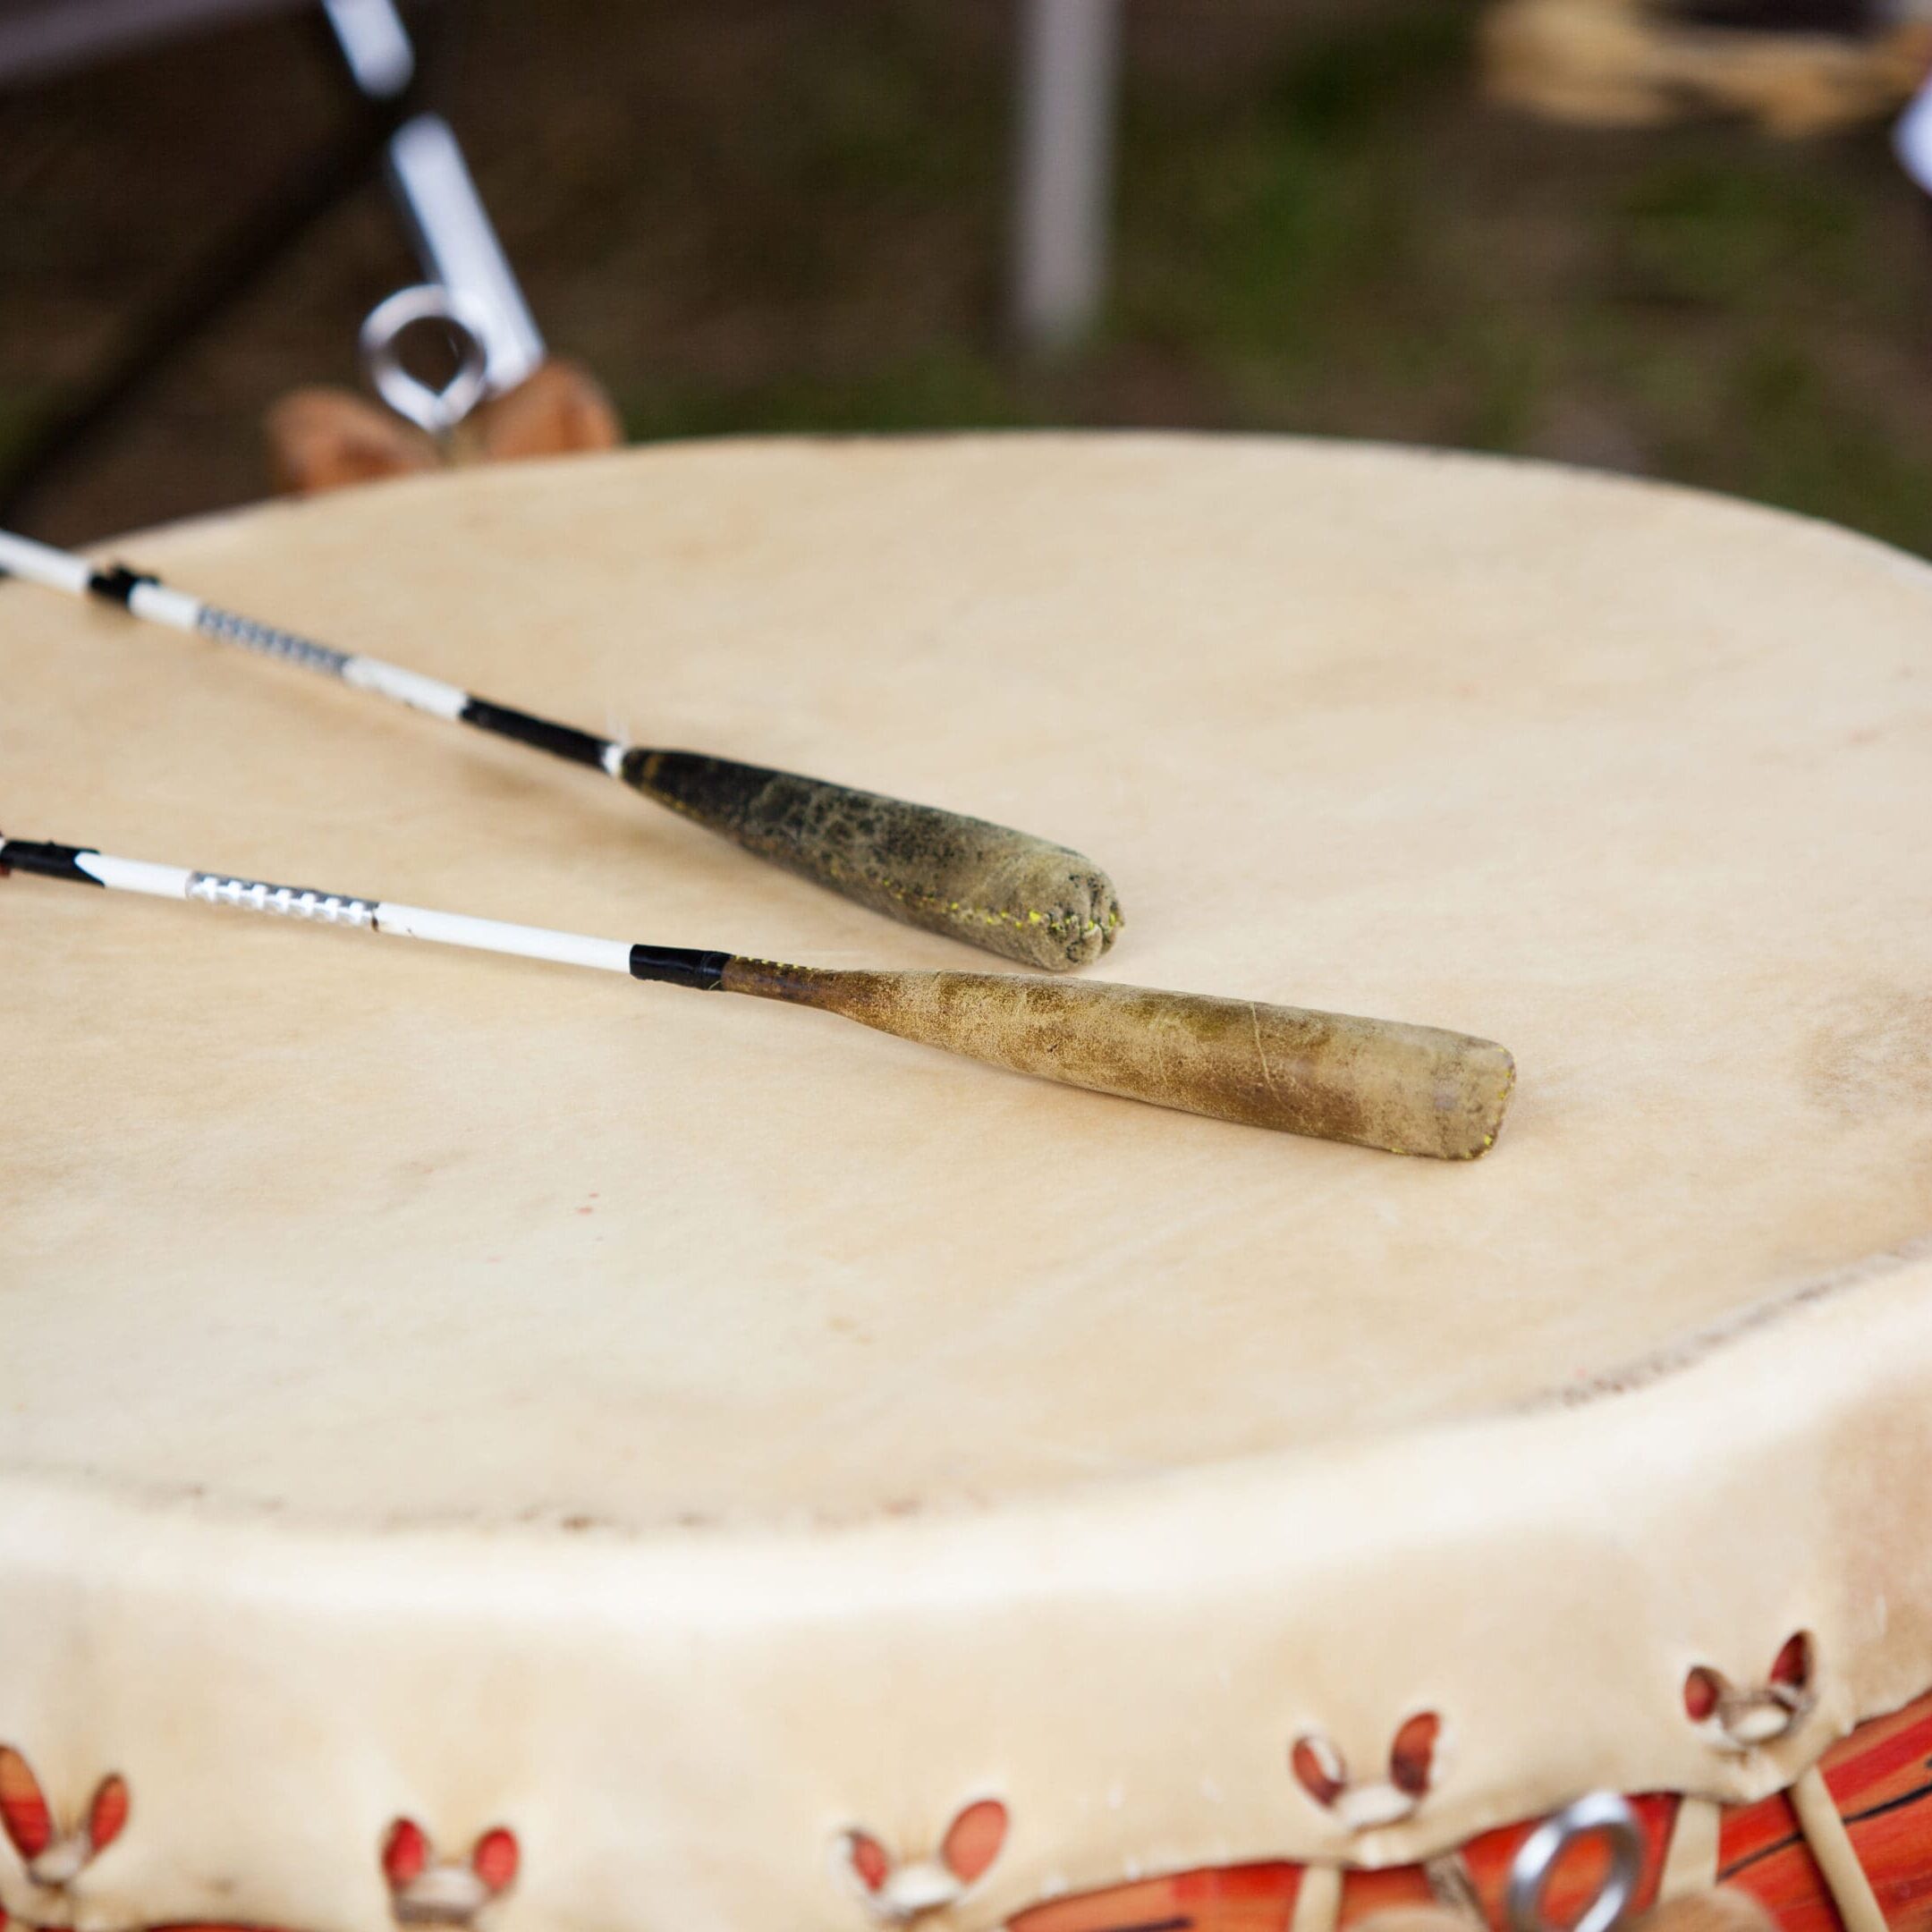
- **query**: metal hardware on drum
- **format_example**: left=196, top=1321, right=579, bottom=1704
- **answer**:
left=1505, top=1792, right=1645, bottom=1932
left=0, top=526, right=1123, bottom=973
left=0, top=833, right=1516, bottom=1158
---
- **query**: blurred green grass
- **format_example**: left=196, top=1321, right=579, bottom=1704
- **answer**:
left=614, top=4, right=1932, bottom=552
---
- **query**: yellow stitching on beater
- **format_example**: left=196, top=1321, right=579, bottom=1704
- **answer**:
left=842, top=869, right=1123, bottom=942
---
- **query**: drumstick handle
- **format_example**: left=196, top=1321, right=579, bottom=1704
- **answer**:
left=723, top=962, right=1515, bottom=1160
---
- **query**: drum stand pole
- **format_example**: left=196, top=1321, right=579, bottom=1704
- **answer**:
left=1012, top=0, right=1121, bottom=352
left=0, top=2, right=461, bottom=527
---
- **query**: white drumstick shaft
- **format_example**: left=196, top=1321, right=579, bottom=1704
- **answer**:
left=372, top=902, right=632, bottom=974
left=0, top=527, right=93, bottom=597
left=78, top=853, right=197, bottom=898
left=0, top=528, right=534, bottom=741
left=0, top=527, right=198, bottom=630
left=3, top=838, right=637, bottom=979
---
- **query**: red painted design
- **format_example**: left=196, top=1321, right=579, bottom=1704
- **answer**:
left=1686, top=1670, right=1724, bottom=1724
left=468, top=1831, right=518, bottom=1896
left=0, top=1749, right=129, bottom=1887
left=2, top=1689, right=1925, bottom=1932
left=1015, top=1860, right=1307, bottom=1932
left=377, top=1821, right=518, bottom=1926
left=1011, top=1689, right=1932, bottom=1932
left=1388, top=1716, right=1441, bottom=1802
left=0, top=1752, right=54, bottom=1863
left=849, top=1833, right=893, bottom=1894
left=1291, top=1739, right=1345, bottom=1811
left=941, top=1801, right=1010, bottom=1888
left=382, top=1821, right=429, bottom=1890
left=1770, top=1639, right=1815, bottom=1693
left=836, top=1799, right=1011, bottom=1917
left=1685, top=1635, right=1818, bottom=1750
left=1290, top=1713, right=1442, bottom=1826
left=1718, top=1691, right=1932, bottom=1932
left=85, top=1782, right=129, bottom=1859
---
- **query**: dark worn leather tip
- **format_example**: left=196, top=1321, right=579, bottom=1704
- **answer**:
left=623, top=745, right=1123, bottom=970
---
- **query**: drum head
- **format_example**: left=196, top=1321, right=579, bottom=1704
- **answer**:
left=4, top=435, right=1929, bottom=1530
left=4, top=440, right=1931, bottom=1932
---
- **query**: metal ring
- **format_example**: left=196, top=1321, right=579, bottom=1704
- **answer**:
left=1505, top=1791, right=1644, bottom=1932
left=358, top=283, right=491, bottom=436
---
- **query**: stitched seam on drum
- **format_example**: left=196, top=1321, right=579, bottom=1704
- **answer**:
left=1521, top=1232, right=1932, bottom=1412
left=648, top=790, right=1123, bottom=944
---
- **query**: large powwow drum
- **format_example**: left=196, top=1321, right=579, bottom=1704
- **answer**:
left=4, top=436, right=1930, bottom=1932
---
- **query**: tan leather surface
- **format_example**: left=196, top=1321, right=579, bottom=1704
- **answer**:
left=1, top=436, right=1929, bottom=1932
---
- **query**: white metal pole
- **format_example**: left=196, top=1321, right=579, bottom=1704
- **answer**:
left=1012, top=0, right=1122, bottom=352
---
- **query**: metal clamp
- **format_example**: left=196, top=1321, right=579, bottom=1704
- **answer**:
left=359, top=284, right=491, bottom=436
left=1505, top=1792, right=1645, bottom=1932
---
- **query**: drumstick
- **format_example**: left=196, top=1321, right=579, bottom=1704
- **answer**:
left=0, top=528, right=1120, bottom=974
left=0, top=835, right=1514, bottom=1158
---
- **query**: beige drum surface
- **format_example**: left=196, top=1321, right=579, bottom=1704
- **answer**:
left=4, top=433, right=1930, bottom=1531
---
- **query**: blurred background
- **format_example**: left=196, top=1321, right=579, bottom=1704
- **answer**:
left=5, top=0, right=1932, bottom=550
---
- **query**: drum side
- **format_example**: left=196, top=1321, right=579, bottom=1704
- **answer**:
left=6, top=1695, right=1919, bottom=1932
left=1004, top=1691, right=1932, bottom=1932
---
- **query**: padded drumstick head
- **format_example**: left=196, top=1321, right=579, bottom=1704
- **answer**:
left=622, top=749, right=1122, bottom=972
left=724, top=962, right=1514, bottom=1158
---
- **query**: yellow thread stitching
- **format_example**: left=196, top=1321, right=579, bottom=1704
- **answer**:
left=818, top=860, right=1123, bottom=944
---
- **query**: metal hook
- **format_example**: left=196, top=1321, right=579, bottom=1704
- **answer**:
left=1505, top=1792, right=1645, bottom=1932
left=358, top=284, right=491, bottom=437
